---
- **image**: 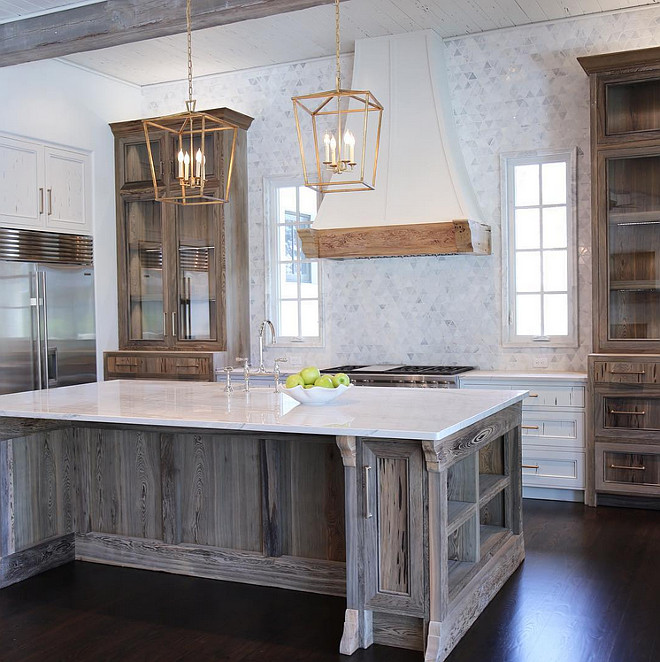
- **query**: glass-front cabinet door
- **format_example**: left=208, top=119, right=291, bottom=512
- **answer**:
left=606, top=153, right=660, bottom=346
left=118, top=133, right=167, bottom=193
left=173, top=202, right=224, bottom=346
left=605, top=78, right=660, bottom=138
left=124, top=199, right=166, bottom=343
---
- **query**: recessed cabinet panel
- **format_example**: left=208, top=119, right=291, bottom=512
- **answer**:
left=0, top=137, right=43, bottom=229
left=124, top=140, right=164, bottom=186
left=44, top=147, right=89, bottom=231
left=603, top=396, right=660, bottom=432
left=606, top=79, right=660, bottom=135
left=595, top=442, right=660, bottom=495
left=363, top=440, right=424, bottom=616
left=377, top=456, right=410, bottom=595
left=125, top=199, right=165, bottom=342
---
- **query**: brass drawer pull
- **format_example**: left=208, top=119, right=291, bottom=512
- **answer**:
left=609, top=369, right=645, bottom=375
left=522, top=425, right=539, bottom=430
left=527, top=393, right=539, bottom=398
left=610, top=464, right=645, bottom=471
left=522, top=464, right=539, bottom=470
left=609, top=409, right=646, bottom=416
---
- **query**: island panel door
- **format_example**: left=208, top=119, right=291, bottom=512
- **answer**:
left=362, top=440, right=425, bottom=617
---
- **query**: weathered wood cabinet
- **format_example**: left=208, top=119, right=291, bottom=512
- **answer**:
left=579, top=49, right=660, bottom=354
left=0, top=388, right=524, bottom=661
left=104, top=351, right=214, bottom=381
left=589, top=354, right=660, bottom=505
left=0, top=134, right=91, bottom=235
left=579, top=48, right=660, bottom=507
left=110, top=109, right=252, bottom=358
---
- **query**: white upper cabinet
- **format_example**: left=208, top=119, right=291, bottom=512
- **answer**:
left=44, top=146, right=90, bottom=232
left=0, top=135, right=44, bottom=228
left=0, top=135, right=91, bottom=235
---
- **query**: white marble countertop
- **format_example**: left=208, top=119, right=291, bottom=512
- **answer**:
left=459, top=370, right=587, bottom=381
left=0, top=380, right=527, bottom=441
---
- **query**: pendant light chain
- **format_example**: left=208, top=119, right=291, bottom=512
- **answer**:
left=186, top=0, right=194, bottom=105
left=142, top=0, right=240, bottom=205
left=334, top=0, right=341, bottom=92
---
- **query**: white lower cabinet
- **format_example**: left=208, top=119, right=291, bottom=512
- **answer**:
left=0, top=134, right=91, bottom=235
left=460, top=373, right=588, bottom=502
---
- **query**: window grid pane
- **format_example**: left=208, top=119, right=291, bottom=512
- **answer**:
left=272, top=183, right=321, bottom=341
left=511, top=156, right=571, bottom=339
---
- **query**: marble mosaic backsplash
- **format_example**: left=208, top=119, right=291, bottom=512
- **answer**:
left=143, top=5, right=660, bottom=372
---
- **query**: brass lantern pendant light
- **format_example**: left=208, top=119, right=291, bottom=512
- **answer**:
left=292, top=0, right=383, bottom=193
left=143, top=0, right=238, bottom=205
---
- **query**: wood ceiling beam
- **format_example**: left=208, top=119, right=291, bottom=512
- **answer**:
left=0, top=0, right=345, bottom=68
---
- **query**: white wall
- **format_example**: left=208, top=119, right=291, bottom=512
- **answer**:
left=144, top=4, right=660, bottom=372
left=0, top=59, right=142, bottom=378
left=5, top=5, right=656, bottom=376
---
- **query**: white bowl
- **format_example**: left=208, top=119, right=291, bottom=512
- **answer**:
left=281, top=383, right=352, bottom=405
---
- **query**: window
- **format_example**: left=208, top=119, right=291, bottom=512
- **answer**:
left=502, top=150, right=578, bottom=347
left=266, top=179, right=323, bottom=344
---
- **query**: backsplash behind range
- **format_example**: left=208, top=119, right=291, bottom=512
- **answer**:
left=320, top=364, right=474, bottom=388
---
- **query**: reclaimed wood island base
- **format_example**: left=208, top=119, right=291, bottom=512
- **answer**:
left=0, top=381, right=526, bottom=661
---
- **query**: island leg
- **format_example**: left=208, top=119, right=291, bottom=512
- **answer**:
left=336, top=435, right=373, bottom=654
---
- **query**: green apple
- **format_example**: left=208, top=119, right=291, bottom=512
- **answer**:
left=331, top=373, right=351, bottom=387
left=314, top=375, right=334, bottom=389
left=285, top=374, right=305, bottom=389
left=300, top=366, right=321, bottom=385
left=303, top=384, right=314, bottom=389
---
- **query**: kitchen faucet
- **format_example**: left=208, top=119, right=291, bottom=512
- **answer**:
left=231, top=320, right=287, bottom=392
left=258, top=319, right=276, bottom=373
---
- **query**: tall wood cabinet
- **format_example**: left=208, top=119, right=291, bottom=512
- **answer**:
left=579, top=48, right=660, bottom=507
left=109, top=109, right=252, bottom=366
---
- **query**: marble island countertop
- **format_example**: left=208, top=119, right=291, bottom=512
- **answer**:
left=0, top=380, right=527, bottom=441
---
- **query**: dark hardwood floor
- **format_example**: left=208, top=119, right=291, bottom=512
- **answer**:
left=0, top=499, right=657, bottom=662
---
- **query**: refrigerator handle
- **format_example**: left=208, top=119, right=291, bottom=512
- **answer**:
left=40, top=271, right=51, bottom=388
left=33, top=270, right=43, bottom=389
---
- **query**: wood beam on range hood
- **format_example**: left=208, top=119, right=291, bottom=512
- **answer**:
left=298, top=220, right=492, bottom=259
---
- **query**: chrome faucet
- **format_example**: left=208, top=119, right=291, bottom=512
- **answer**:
left=258, top=319, right=276, bottom=373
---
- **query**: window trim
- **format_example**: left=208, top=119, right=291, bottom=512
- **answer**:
left=501, top=148, right=579, bottom=348
left=264, top=176, right=324, bottom=347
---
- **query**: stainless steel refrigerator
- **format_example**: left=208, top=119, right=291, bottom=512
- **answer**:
left=0, top=228, right=96, bottom=395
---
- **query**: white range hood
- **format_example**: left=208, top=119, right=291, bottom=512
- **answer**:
left=299, top=30, right=491, bottom=259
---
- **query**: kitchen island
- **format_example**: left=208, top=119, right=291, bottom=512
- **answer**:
left=0, top=381, right=525, bottom=661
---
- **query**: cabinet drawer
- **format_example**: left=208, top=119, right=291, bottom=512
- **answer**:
left=106, top=355, right=145, bottom=374
left=594, top=360, right=660, bottom=385
left=602, top=395, right=660, bottom=432
left=164, top=357, right=212, bottom=378
left=523, top=385, right=585, bottom=408
left=104, top=352, right=213, bottom=381
left=462, top=382, right=585, bottom=408
left=521, top=450, right=585, bottom=489
left=595, top=443, right=660, bottom=495
left=521, top=411, right=584, bottom=450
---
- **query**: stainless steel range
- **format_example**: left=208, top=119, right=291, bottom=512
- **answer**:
left=320, top=364, right=474, bottom=388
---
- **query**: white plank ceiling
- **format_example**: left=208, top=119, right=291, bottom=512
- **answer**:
left=0, top=0, right=101, bottom=23
left=0, top=0, right=657, bottom=84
